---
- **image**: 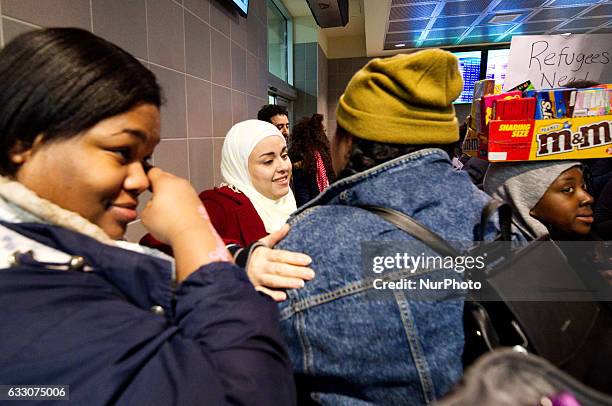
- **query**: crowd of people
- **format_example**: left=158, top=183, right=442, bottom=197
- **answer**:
left=0, top=27, right=611, bottom=405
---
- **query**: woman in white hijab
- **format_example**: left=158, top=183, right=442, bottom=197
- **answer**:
left=141, top=119, right=312, bottom=301
left=220, top=119, right=297, bottom=234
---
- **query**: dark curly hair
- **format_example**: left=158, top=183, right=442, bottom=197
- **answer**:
left=257, top=104, right=288, bottom=123
left=336, top=125, right=455, bottom=179
left=288, top=114, right=334, bottom=183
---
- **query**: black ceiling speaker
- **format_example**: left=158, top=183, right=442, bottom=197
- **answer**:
left=306, top=0, right=349, bottom=28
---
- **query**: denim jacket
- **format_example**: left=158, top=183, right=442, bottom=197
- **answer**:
left=277, top=149, right=493, bottom=405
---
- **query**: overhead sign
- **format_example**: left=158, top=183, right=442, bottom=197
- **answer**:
left=504, top=34, right=612, bottom=90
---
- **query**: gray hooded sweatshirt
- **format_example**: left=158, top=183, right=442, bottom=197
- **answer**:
left=483, top=161, right=581, bottom=240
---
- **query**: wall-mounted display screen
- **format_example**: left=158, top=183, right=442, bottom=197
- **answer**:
left=486, top=48, right=510, bottom=89
left=229, top=0, right=248, bottom=16
left=453, top=51, right=482, bottom=104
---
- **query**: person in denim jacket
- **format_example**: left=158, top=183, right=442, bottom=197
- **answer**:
left=276, top=49, right=495, bottom=405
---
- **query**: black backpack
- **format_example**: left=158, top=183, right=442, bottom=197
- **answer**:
left=360, top=202, right=612, bottom=395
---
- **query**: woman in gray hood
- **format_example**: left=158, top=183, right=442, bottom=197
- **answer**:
left=483, top=161, right=594, bottom=241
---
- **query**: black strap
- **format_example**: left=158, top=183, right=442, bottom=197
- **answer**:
left=479, top=199, right=512, bottom=241
left=358, top=205, right=459, bottom=257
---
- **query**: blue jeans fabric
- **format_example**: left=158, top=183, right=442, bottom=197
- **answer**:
left=277, top=149, right=495, bottom=405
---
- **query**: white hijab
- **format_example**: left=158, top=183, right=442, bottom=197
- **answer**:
left=220, top=119, right=297, bottom=233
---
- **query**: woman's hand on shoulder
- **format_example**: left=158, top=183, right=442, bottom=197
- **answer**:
left=247, top=224, right=314, bottom=302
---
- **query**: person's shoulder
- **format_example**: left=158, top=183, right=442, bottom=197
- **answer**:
left=199, top=186, right=249, bottom=206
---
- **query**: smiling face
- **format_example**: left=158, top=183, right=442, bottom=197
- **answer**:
left=12, top=103, right=160, bottom=239
left=530, top=166, right=594, bottom=236
left=247, top=135, right=291, bottom=200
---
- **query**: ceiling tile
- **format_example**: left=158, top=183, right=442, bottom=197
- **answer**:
left=554, top=27, right=592, bottom=33
left=559, top=16, right=611, bottom=30
left=582, top=3, right=612, bottom=18
left=548, top=0, right=598, bottom=6
left=529, top=6, right=587, bottom=21
left=460, top=33, right=503, bottom=44
left=440, top=0, right=492, bottom=16
left=391, top=0, right=438, bottom=5
left=468, top=24, right=515, bottom=36
left=390, top=4, right=438, bottom=20
left=513, top=19, right=564, bottom=32
left=426, top=27, right=469, bottom=39
left=388, top=19, right=430, bottom=32
left=432, top=14, right=480, bottom=28
left=385, top=31, right=424, bottom=42
left=421, top=38, right=452, bottom=47
left=494, top=0, right=546, bottom=11
left=485, top=13, right=528, bottom=24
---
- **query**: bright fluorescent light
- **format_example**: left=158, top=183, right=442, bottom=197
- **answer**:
left=395, top=43, right=406, bottom=47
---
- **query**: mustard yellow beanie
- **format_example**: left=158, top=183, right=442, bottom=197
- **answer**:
left=336, top=49, right=463, bottom=144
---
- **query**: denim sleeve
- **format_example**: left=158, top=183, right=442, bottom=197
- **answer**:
left=174, top=262, right=297, bottom=405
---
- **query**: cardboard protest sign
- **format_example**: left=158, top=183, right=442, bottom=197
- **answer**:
left=504, top=34, right=612, bottom=91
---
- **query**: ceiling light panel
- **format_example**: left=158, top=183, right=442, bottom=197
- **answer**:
left=560, top=16, right=611, bottom=30
left=391, top=0, right=438, bottom=5
left=381, top=0, right=612, bottom=52
left=530, top=6, right=587, bottom=21
left=432, top=14, right=480, bottom=28
left=461, top=33, right=504, bottom=44
left=548, top=0, right=598, bottom=6
left=469, top=24, right=514, bottom=36
left=514, top=20, right=564, bottom=32
left=494, top=0, right=549, bottom=12
left=426, top=27, right=469, bottom=38
left=583, top=3, right=612, bottom=18
left=388, top=19, right=430, bottom=32
left=488, top=13, right=523, bottom=23
left=389, top=3, right=437, bottom=20
left=420, top=38, right=450, bottom=47
left=385, top=31, right=423, bottom=42
left=440, top=0, right=493, bottom=17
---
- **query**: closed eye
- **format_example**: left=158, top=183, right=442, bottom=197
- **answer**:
left=110, top=148, right=132, bottom=162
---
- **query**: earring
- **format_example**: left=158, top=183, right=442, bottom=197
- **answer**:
left=10, top=154, right=25, bottom=164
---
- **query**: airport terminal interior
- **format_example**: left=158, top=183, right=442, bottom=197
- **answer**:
left=1, top=0, right=609, bottom=241
left=1, top=1, right=612, bottom=404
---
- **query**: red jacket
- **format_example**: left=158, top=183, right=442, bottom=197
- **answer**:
left=140, top=186, right=267, bottom=255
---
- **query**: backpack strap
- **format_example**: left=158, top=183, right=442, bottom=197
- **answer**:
left=479, top=199, right=513, bottom=241
left=357, top=205, right=459, bottom=257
